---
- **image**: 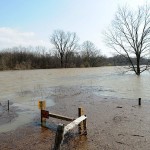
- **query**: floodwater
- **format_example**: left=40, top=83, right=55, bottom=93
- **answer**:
left=0, top=66, right=150, bottom=132
left=0, top=66, right=150, bottom=100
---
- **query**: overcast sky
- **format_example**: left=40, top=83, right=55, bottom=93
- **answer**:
left=0, top=0, right=147, bottom=56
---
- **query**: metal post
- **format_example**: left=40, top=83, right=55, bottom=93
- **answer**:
left=138, top=98, right=141, bottom=106
left=8, top=100, right=9, bottom=111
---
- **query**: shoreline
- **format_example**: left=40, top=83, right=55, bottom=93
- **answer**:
left=1, top=86, right=150, bottom=149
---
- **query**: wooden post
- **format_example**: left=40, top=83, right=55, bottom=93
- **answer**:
left=54, top=124, right=64, bottom=150
left=78, top=107, right=83, bottom=134
left=40, top=101, right=43, bottom=125
left=39, top=101, right=46, bottom=126
left=40, top=102, right=42, bottom=123
left=8, top=100, right=9, bottom=111
left=138, top=98, right=141, bottom=106
left=83, top=115, right=87, bottom=135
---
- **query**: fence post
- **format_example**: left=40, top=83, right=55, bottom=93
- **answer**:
left=8, top=100, right=9, bottom=111
left=83, top=115, right=87, bottom=135
left=39, top=101, right=46, bottom=126
left=54, top=124, right=65, bottom=150
left=40, top=101, right=43, bottom=125
left=41, top=109, right=43, bottom=125
left=78, top=107, right=83, bottom=134
left=138, top=98, right=141, bottom=106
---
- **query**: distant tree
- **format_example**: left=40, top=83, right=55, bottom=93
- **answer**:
left=81, top=41, right=100, bottom=67
left=104, top=5, right=150, bottom=75
left=50, top=30, right=79, bottom=68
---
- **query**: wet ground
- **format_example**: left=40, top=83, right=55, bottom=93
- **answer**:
left=1, top=86, right=150, bottom=150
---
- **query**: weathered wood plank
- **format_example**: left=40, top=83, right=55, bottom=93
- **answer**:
left=41, top=110, right=49, bottom=119
left=64, top=115, right=87, bottom=135
left=49, top=113, right=74, bottom=121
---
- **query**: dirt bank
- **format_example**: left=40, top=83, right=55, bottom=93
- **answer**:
left=0, top=86, right=150, bottom=150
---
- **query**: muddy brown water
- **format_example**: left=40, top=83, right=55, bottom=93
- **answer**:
left=0, top=66, right=150, bottom=133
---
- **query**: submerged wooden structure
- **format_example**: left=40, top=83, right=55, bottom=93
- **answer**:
left=38, top=101, right=87, bottom=150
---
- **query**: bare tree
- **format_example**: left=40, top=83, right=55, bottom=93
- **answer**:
left=104, top=5, right=150, bottom=75
left=81, top=41, right=100, bottom=67
left=50, top=30, right=79, bottom=68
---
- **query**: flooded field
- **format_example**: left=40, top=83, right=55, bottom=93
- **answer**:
left=0, top=67, right=150, bottom=132
left=1, top=67, right=150, bottom=99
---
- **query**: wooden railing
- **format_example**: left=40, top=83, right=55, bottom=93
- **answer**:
left=53, top=115, right=87, bottom=150
left=39, top=101, right=87, bottom=150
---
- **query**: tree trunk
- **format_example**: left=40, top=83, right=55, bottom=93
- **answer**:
left=65, top=54, right=68, bottom=68
left=136, top=56, right=140, bottom=75
left=60, top=53, right=63, bottom=68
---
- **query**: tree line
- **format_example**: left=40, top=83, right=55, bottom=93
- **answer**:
left=0, top=46, right=107, bottom=70
left=0, top=46, right=149, bottom=71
